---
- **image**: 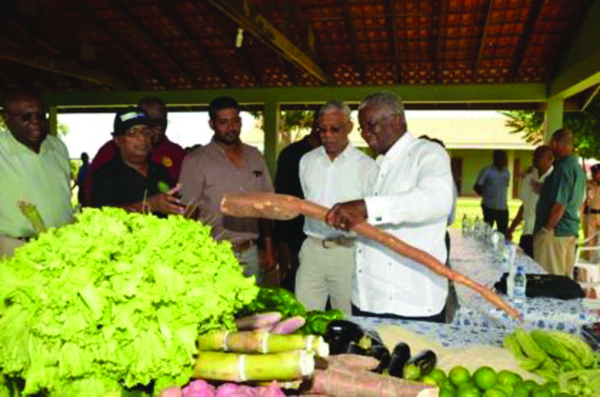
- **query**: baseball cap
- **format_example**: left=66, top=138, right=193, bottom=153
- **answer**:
left=112, top=107, right=151, bottom=136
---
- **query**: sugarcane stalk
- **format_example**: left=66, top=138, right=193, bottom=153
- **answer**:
left=220, top=192, right=521, bottom=321
left=193, top=350, right=314, bottom=382
left=198, top=330, right=328, bottom=357
left=17, top=200, right=46, bottom=235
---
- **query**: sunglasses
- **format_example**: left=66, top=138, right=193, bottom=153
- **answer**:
left=5, top=112, right=46, bottom=122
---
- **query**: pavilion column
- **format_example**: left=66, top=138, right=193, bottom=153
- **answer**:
left=262, top=101, right=281, bottom=178
left=48, top=106, right=58, bottom=136
left=544, top=98, right=564, bottom=142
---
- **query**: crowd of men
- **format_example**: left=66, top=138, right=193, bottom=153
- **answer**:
left=1, top=88, right=598, bottom=323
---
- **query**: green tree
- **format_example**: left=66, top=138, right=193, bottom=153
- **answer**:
left=251, top=110, right=317, bottom=154
left=503, top=95, right=600, bottom=159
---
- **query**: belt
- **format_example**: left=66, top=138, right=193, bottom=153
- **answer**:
left=590, top=208, right=600, bottom=214
left=311, top=236, right=356, bottom=249
left=231, top=239, right=256, bottom=253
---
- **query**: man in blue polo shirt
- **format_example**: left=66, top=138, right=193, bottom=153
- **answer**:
left=474, top=150, right=510, bottom=235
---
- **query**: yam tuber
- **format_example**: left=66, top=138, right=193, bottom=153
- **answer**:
left=221, top=193, right=520, bottom=321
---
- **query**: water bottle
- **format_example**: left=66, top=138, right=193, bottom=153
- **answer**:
left=462, top=214, right=469, bottom=236
left=513, top=264, right=527, bottom=303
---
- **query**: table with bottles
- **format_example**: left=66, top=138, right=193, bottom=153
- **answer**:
left=449, top=218, right=600, bottom=333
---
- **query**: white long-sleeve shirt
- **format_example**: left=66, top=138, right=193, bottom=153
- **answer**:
left=353, top=132, right=453, bottom=317
left=300, top=144, right=377, bottom=239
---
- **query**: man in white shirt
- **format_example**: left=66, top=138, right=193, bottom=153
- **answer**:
left=474, top=150, right=511, bottom=235
left=325, top=92, right=453, bottom=322
left=296, top=100, right=377, bottom=316
left=506, top=146, right=554, bottom=258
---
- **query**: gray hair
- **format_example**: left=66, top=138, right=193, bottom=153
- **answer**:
left=359, top=91, right=405, bottom=117
left=319, top=100, right=351, bottom=122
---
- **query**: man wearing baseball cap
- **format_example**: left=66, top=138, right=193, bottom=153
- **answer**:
left=90, top=107, right=184, bottom=216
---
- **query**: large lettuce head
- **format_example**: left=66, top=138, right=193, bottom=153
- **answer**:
left=0, top=208, right=258, bottom=396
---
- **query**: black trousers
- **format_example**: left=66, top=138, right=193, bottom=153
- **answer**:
left=481, top=204, right=509, bottom=235
left=352, top=304, right=447, bottom=323
left=519, top=234, right=534, bottom=258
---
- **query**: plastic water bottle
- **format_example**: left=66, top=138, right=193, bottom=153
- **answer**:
left=513, top=264, right=527, bottom=303
left=462, top=214, right=469, bottom=236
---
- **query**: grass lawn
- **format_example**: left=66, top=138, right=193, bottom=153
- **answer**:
left=451, top=197, right=524, bottom=242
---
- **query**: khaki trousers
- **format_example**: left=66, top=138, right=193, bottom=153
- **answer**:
left=533, top=229, right=577, bottom=276
left=295, top=237, right=355, bottom=316
left=0, top=236, right=24, bottom=258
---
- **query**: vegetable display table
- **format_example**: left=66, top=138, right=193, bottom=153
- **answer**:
left=449, top=230, right=599, bottom=333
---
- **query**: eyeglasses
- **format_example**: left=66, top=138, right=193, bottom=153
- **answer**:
left=148, top=119, right=168, bottom=131
left=5, top=112, right=46, bottom=123
left=124, top=128, right=153, bottom=139
left=318, top=122, right=350, bottom=134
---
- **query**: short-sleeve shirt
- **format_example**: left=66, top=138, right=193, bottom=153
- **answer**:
left=90, top=153, right=174, bottom=216
left=300, top=144, right=377, bottom=239
left=85, top=136, right=186, bottom=205
left=179, top=139, right=273, bottom=242
left=475, top=165, right=510, bottom=210
left=521, top=167, right=552, bottom=235
left=535, top=155, right=585, bottom=236
left=0, top=132, right=73, bottom=238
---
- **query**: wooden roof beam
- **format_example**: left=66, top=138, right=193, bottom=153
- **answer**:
left=155, top=0, right=231, bottom=87
left=474, top=0, right=495, bottom=77
left=76, top=1, right=164, bottom=88
left=435, top=0, right=447, bottom=83
left=112, top=1, right=197, bottom=87
left=206, top=0, right=331, bottom=84
left=0, top=41, right=133, bottom=89
left=549, top=0, right=600, bottom=99
left=509, top=0, right=545, bottom=81
left=342, top=1, right=366, bottom=83
left=384, top=0, right=402, bottom=84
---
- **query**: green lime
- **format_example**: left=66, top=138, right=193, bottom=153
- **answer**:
left=512, top=384, right=530, bottom=397
left=523, top=380, right=539, bottom=390
left=531, top=387, right=552, bottom=397
left=430, top=368, right=448, bottom=385
left=457, top=383, right=481, bottom=397
left=493, top=383, right=513, bottom=396
left=441, top=380, right=457, bottom=391
left=482, top=388, right=507, bottom=397
left=440, top=387, right=457, bottom=397
left=473, top=366, right=497, bottom=391
left=496, top=370, right=522, bottom=387
left=421, top=375, right=438, bottom=386
left=450, top=366, right=471, bottom=387
left=544, top=381, right=559, bottom=395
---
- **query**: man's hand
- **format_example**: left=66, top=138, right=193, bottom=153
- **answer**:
left=147, top=185, right=185, bottom=215
left=277, top=242, right=293, bottom=277
left=325, top=199, right=368, bottom=232
left=505, top=228, right=514, bottom=241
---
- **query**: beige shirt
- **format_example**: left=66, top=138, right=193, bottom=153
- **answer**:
left=180, top=140, right=273, bottom=242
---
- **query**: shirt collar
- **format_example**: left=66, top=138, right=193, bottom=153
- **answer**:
left=2, top=130, right=50, bottom=155
left=318, top=143, right=353, bottom=162
left=376, top=131, right=414, bottom=166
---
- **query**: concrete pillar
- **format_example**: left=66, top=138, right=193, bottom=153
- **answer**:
left=262, top=101, right=281, bottom=178
left=545, top=98, right=564, bottom=142
left=49, top=106, right=58, bottom=136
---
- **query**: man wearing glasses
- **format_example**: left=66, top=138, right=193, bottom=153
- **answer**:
left=90, top=108, right=184, bottom=217
left=296, top=100, right=376, bottom=316
left=84, top=97, right=186, bottom=205
left=325, top=92, right=453, bottom=323
left=0, top=90, right=72, bottom=257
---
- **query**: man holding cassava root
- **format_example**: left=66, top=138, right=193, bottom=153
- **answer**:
left=180, top=96, right=275, bottom=284
left=296, top=101, right=377, bottom=316
left=325, top=92, right=454, bottom=322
